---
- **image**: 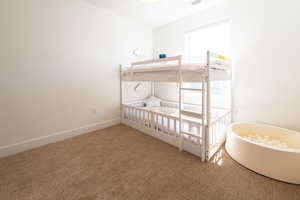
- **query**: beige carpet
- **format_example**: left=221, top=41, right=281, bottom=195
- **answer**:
left=0, top=124, right=299, bottom=200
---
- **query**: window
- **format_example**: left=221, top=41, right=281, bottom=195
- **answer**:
left=185, top=20, right=231, bottom=63
left=183, top=20, right=231, bottom=108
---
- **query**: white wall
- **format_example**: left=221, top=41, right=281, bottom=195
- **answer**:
left=153, top=1, right=300, bottom=131
left=227, top=0, right=300, bottom=131
left=123, top=82, right=151, bottom=103
left=0, top=0, right=152, bottom=157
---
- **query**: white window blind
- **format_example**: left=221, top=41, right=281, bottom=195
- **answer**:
left=185, top=21, right=230, bottom=63
left=183, top=21, right=231, bottom=108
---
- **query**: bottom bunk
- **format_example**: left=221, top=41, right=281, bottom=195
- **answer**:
left=121, top=101, right=231, bottom=161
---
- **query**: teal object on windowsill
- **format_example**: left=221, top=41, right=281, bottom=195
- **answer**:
left=159, top=54, right=167, bottom=59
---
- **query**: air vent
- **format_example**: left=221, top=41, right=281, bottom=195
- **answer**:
left=192, top=0, right=202, bottom=5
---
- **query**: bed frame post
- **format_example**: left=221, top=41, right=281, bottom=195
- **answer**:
left=201, top=78, right=206, bottom=162
left=205, top=51, right=211, bottom=161
left=120, top=65, right=123, bottom=124
left=230, top=60, right=233, bottom=124
left=151, top=81, right=155, bottom=96
left=178, top=55, right=183, bottom=152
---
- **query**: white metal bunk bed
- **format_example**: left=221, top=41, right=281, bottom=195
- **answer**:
left=120, top=51, right=232, bottom=161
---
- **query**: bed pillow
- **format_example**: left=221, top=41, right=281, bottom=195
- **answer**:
left=145, top=96, right=161, bottom=107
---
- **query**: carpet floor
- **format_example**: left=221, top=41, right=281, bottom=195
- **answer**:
left=0, top=124, right=299, bottom=200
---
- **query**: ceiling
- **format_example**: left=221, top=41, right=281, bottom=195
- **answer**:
left=84, top=0, right=224, bottom=28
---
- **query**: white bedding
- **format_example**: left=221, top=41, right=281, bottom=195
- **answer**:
left=122, top=61, right=231, bottom=82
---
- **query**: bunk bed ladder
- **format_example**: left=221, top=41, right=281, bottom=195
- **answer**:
left=178, top=56, right=207, bottom=162
left=205, top=51, right=211, bottom=162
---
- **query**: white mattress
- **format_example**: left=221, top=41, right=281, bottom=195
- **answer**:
left=122, top=61, right=231, bottom=82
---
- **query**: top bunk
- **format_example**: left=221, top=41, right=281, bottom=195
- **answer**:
left=121, top=51, right=232, bottom=82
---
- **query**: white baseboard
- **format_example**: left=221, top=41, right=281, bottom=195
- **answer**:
left=0, top=118, right=120, bottom=158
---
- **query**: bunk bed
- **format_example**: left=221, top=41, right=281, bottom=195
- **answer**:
left=120, top=51, right=232, bottom=161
